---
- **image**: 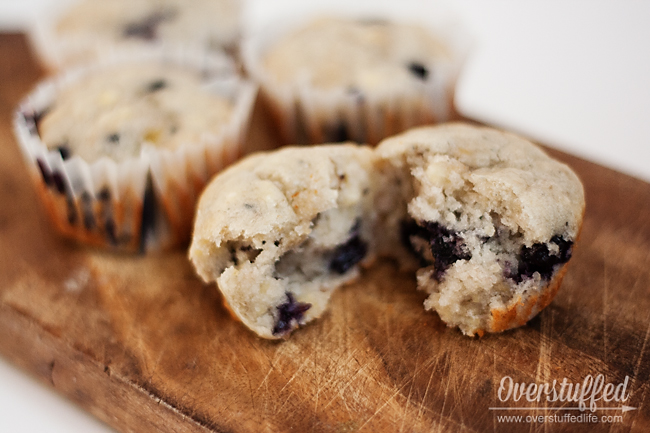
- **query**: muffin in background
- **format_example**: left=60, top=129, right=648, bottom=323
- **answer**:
left=13, top=49, right=256, bottom=252
left=30, top=0, right=242, bottom=72
left=243, top=15, right=469, bottom=145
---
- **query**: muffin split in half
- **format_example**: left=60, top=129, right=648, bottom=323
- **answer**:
left=190, top=123, right=585, bottom=338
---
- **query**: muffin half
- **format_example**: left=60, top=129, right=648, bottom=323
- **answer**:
left=189, top=144, right=377, bottom=338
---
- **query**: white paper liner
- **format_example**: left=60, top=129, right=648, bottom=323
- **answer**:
left=242, top=10, right=471, bottom=145
left=28, top=0, right=243, bottom=73
left=13, top=48, right=257, bottom=252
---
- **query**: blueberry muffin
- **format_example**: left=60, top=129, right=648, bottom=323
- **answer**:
left=14, top=55, right=256, bottom=252
left=31, top=0, right=242, bottom=70
left=375, top=123, right=585, bottom=336
left=243, top=16, right=467, bottom=145
left=189, top=144, right=377, bottom=339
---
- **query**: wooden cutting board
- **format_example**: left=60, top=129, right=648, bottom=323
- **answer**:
left=1, top=33, right=649, bottom=433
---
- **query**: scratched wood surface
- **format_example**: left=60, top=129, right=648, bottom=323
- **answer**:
left=1, top=33, right=649, bottom=433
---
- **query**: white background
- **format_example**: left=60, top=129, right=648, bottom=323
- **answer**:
left=1, top=0, right=649, bottom=432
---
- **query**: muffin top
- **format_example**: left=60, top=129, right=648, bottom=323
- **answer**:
left=261, top=16, right=452, bottom=93
left=39, top=62, right=234, bottom=163
left=54, top=0, right=241, bottom=54
left=191, top=144, right=376, bottom=255
left=376, top=123, right=585, bottom=245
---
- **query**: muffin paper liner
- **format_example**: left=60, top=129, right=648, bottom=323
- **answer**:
left=242, top=12, right=471, bottom=145
left=13, top=48, right=257, bottom=252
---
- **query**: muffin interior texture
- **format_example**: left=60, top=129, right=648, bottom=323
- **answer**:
left=216, top=210, right=370, bottom=338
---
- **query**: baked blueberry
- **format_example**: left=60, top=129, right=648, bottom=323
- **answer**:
left=145, top=79, right=167, bottom=93
left=401, top=220, right=470, bottom=281
left=55, top=144, right=71, bottom=160
left=407, top=62, right=429, bottom=80
left=329, top=233, right=368, bottom=275
left=272, top=293, right=312, bottom=336
left=513, top=235, right=573, bottom=283
left=123, top=10, right=176, bottom=41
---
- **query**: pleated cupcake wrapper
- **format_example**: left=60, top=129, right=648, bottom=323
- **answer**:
left=13, top=52, right=257, bottom=253
left=28, top=0, right=243, bottom=73
left=242, top=11, right=471, bottom=145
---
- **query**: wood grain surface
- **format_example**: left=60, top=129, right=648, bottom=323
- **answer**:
left=1, top=33, right=649, bottom=433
